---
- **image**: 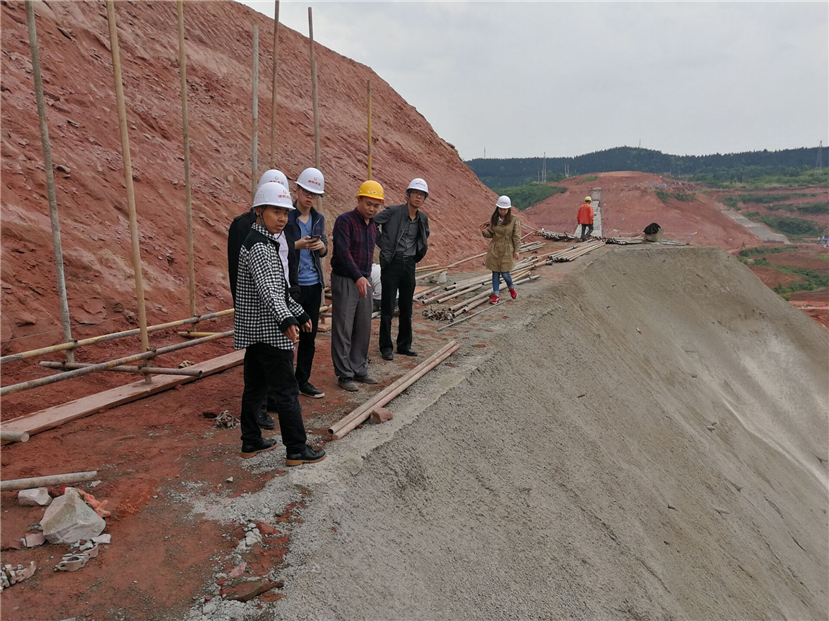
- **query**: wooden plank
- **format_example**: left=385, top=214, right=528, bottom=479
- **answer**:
left=1, top=350, right=244, bottom=438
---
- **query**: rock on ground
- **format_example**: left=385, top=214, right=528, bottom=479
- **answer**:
left=40, top=489, right=106, bottom=545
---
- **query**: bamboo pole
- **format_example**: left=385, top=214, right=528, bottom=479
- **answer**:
left=40, top=361, right=203, bottom=377
left=0, top=471, right=98, bottom=493
left=1, top=331, right=232, bottom=397
left=250, top=24, right=259, bottom=201
left=329, top=340, right=460, bottom=439
left=458, top=275, right=537, bottom=314
left=25, top=1, right=74, bottom=363
left=437, top=302, right=501, bottom=332
left=366, top=80, right=372, bottom=179
left=176, top=331, right=221, bottom=338
left=308, top=7, right=325, bottom=278
left=176, top=0, right=197, bottom=319
left=308, top=7, right=320, bottom=170
left=446, top=251, right=487, bottom=269
left=0, top=431, right=30, bottom=443
left=106, top=0, right=150, bottom=357
left=269, top=0, right=280, bottom=166
left=0, top=309, right=234, bottom=364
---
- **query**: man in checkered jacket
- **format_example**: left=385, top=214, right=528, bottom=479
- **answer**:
left=234, top=181, right=326, bottom=465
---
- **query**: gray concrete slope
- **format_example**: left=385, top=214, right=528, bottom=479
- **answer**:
left=721, top=208, right=790, bottom=244
left=274, top=246, right=827, bottom=621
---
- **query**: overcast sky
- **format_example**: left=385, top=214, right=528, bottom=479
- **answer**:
left=239, top=1, right=828, bottom=160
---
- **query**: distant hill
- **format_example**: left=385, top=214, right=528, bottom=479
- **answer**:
left=467, top=146, right=829, bottom=189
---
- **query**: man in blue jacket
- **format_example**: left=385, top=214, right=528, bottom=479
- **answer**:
left=286, top=168, right=328, bottom=399
left=374, top=178, right=430, bottom=361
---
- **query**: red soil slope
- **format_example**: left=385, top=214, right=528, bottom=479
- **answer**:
left=1, top=0, right=500, bottom=354
left=525, top=171, right=758, bottom=249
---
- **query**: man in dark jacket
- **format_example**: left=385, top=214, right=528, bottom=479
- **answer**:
left=286, top=167, right=328, bottom=399
left=228, top=170, right=296, bottom=430
left=374, top=178, right=430, bottom=361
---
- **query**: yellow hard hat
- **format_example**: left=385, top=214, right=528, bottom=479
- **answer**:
left=356, top=180, right=385, bottom=201
left=585, top=196, right=592, bottom=202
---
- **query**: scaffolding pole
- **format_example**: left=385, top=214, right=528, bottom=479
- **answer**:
left=367, top=80, right=372, bottom=180
left=269, top=0, right=280, bottom=166
left=24, top=0, right=74, bottom=363
left=250, top=24, right=259, bottom=201
left=106, top=0, right=150, bottom=358
left=176, top=0, right=196, bottom=318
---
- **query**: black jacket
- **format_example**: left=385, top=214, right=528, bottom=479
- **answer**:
left=228, top=210, right=297, bottom=302
left=373, top=203, right=430, bottom=267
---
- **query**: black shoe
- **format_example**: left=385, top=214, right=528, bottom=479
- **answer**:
left=299, top=382, right=325, bottom=399
left=286, top=445, right=326, bottom=467
left=381, top=351, right=394, bottom=361
left=354, top=374, right=378, bottom=384
left=257, top=413, right=276, bottom=430
left=397, top=348, right=418, bottom=357
left=240, top=438, right=278, bottom=459
left=338, top=377, right=359, bottom=392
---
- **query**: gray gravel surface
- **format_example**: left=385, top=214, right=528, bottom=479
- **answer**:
left=192, top=246, right=829, bottom=620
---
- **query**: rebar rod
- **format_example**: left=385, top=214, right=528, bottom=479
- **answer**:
left=1, top=332, right=232, bottom=397
left=106, top=0, right=149, bottom=355
left=0, top=309, right=234, bottom=364
left=25, top=0, right=74, bottom=363
left=177, top=0, right=197, bottom=318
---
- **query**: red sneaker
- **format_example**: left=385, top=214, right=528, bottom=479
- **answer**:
left=509, top=288, right=517, bottom=300
left=489, top=294, right=500, bottom=304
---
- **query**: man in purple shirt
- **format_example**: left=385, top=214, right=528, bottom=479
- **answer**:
left=330, top=180, right=384, bottom=391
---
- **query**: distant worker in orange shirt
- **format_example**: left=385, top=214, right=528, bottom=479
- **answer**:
left=577, top=196, right=594, bottom=241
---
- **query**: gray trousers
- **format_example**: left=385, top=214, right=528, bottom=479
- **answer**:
left=330, top=272, right=372, bottom=379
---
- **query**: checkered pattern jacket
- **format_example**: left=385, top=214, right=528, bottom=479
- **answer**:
left=233, top=223, right=310, bottom=351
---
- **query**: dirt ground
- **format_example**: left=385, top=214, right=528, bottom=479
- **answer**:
left=2, top=245, right=826, bottom=620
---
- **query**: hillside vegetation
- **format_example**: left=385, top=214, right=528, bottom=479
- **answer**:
left=467, top=146, right=829, bottom=189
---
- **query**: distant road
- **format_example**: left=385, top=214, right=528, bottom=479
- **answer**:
left=720, top=209, right=789, bottom=244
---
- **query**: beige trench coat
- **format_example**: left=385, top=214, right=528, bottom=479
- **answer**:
left=482, top=217, right=521, bottom=272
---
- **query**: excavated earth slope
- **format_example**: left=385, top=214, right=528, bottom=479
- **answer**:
left=526, top=171, right=759, bottom=249
left=268, top=246, right=827, bottom=620
left=1, top=0, right=499, bottom=352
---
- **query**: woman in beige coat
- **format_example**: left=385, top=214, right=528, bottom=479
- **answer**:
left=481, top=195, right=521, bottom=304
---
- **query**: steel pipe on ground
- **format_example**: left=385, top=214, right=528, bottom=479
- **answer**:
left=1, top=470, right=98, bottom=492
left=0, top=431, right=29, bottom=443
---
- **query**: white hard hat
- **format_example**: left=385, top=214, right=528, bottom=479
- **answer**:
left=296, top=167, right=325, bottom=195
left=406, top=178, right=429, bottom=196
left=252, top=181, right=295, bottom=210
left=496, top=195, right=511, bottom=209
left=258, top=169, right=289, bottom=190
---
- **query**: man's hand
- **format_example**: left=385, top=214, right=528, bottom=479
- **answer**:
left=285, top=324, right=300, bottom=343
left=300, top=320, right=313, bottom=332
left=356, top=276, right=371, bottom=298
left=296, top=236, right=324, bottom=252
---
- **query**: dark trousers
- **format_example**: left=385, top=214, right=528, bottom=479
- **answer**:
left=581, top=224, right=594, bottom=241
left=293, top=283, right=322, bottom=385
left=242, top=343, right=307, bottom=452
left=380, top=257, right=416, bottom=354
